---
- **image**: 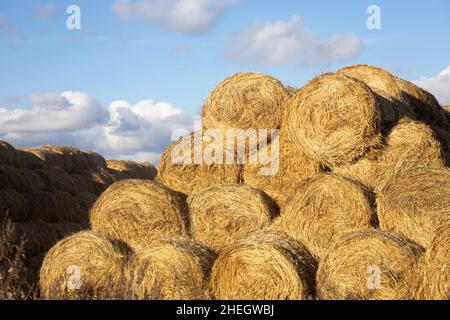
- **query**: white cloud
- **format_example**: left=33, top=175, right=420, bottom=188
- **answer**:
left=228, top=15, right=364, bottom=66
left=112, top=0, right=239, bottom=34
left=414, top=66, right=450, bottom=105
left=33, top=4, right=58, bottom=20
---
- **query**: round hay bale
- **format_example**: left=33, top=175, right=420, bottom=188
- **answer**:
left=202, top=72, right=289, bottom=130
left=76, top=192, right=98, bottom=213
left=334, top=120, right=445, bottom=192
left=84, top=151, right=107, bottom=169
left=70, top=173, right=98, bottom=194
left=0, top=140, right=18, bottom=167
left=283, top=73, right=382, bottom=167
left=25, top=190, right=58, bottom=222
left=84, top=167, right=117, bottom=195
left=0, top=189, right=29, bottom=222
left=107, top=160, right=157, bottom=180
left=316, top=230, right=424, bottom=300
left=106, top=168, right=130, bottom=182
left=13, top=221, right=61, bottom=255
left=39, top=231, right=131, bottom=299
left=188, top=184, right=277, bottom=251
left=157, top=132, right=242, bottom=196
left=414, top=223, right=450, bottom=299
left=36, top=167, right=77, bottom=195
left=210, top=230, right=317, bottom=300
left=280, top=173, right=376, bottom=260
left=0, top=165, right=29, bottom=192
left=90, top=180, right=188, bottom=249
left=285, top=85, right=298, bottom=97
left=377, top=167, right=450, bottom=248
left=53, top=190, right=85, bottom=224
left=124, top=239, right=217, bottom=300
left=16, top=149, right=46, bottom=169
left=395, top=76, right=447, bottom=126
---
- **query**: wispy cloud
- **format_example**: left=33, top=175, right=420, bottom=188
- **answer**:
left=414, top=66, right=450, bottom=105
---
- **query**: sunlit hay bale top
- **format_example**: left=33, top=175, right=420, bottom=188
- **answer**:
left=0, top=189, right=29, bottom=222
left=106, top=160, right=157, bottom=180
left=279, top=173, right=376, bottom=260
left=242, top=132, right=323, bottom=207
left=316, top=230, right=424, bottom=300
left=394, top=76, right=447, bottom=126
left=334, top=120, right=446, bottom=192
left=377, top=167, right=450, bottom=248
left=188, top=184, right=277, bottom=251
left=90, top=180, right=188, bottom=249
left=283, top=73, right=382, bottom=168
left=0, top=141, right=18, bottom=167
left=414, top=223, right=450, bottom=300
left=124, top=239, right=217, bottom=300
left=210, top=230, right=317, bottom=300
left=157, top=132, right=242, bottom=196
left=39, top=231, right=131, bottom=300
left=202, top=72, right=289, bottom=130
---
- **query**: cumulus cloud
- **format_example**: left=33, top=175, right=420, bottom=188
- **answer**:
left=112, top=0, right=239, bottom=34
left=33, top=4, right=58, bottom=20
left=414, top=66, right=450, bottom=105
left=228, top=15, right=364, bottom=66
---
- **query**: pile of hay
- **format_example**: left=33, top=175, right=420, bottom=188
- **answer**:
left=90, top=180, right=188, bottom=249
left=377, top=167, right=450, bottom=248
left=188, top=184, right=277, bottom=250
left=316, top=230, right=424, bottom=300
left=107, top=160, right=157, bottom=180
left=39, top=231, right=131, bottom=299
left=0, top=141, right=18, bottom=167
left=279, top=173, right=376, bottom=260
left=202, top=72, right=289, bottom=130
left=210, top=230, right=317, bottom=300
left=124, top=239, right=217, bottom=300
left=283, top=73, right=382, bottom=167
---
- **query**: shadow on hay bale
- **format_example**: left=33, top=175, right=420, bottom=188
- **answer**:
left=0, top=166, right=45, bottom=193
left=316, top=230, right=423, bottom=300
left=124, top=239, right=217, bottom=300
left=36, top=167, right=77, bottom=195
left=377, top=167, right=450, bottom=248
left=188, top=184, right=278, bottom=251
left=210, top=230, right=317, bottom=300
left=0, top=189, right=29, bottom=222
left=90, top=180, right=188, bottom=250
left=106, top=160, right=157, bottom=180
left=279, top=173, right=376, bottom=260
left=39, top=231, right=131, bottom=300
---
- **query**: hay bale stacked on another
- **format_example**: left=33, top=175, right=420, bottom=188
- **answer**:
left=107, top=160, right=157, bottom=180
left=279, top=173, right=376, bottom=260
left=316, top=230, right=424, bottom=300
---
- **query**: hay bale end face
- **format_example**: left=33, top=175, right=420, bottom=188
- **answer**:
left=188, top=184, right=277, bottom=251
left=90, top=180, right=188, bottom=249
left=210, top=230, right=317, bottom=300
left=280, top=173, right=376, bottom=260
left=124, top=239, right=217, bottom=300
left=316, top=230, right=424, bottom=300
left=39, top=231, right=131, bottom=299
left=283, top=73, right=382, bottom=167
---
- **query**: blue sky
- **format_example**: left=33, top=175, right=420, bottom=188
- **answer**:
left=0, top=0, right=449, bottom=162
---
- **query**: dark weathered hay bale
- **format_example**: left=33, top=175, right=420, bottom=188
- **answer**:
left=202, top=72, right=289, bottom=130
left=25, top=191, right=59, bottom=222
left=377, top=167, right=450, bottom=248
left=90, top=180, right=188, bottom=249
left=84, top=151, right=107, bottom=169
left=53, top=190, right=85, bottom=224
left=334, top=120, right=445, bottom=192
left=0, top=165, right=28, bottom=191
left=316, top=230, right=424, bottom=300
left=39, top=231, right=131, bottom=299
left=125, top=239, right=217, bottom=300
left=70, top=174, right=98, bottom=194
left=36, top=167, right=77, bottom=195
left=0, top=141, right=18, bottom=167
left=188, top=184, right=277, bottom=251
left=76, top=192, right=98, bottom=213
left=280, top=173, right=376, bottom=260
left=84, top=168, right=115, bottom=195
left=105, top=168, right=130, bottom=182
left=243, top=132, right=323, bottom=207
left=414, top=223, right=450, bottom=299
left=210, top=230, right=317, bottom=300
left=157, top=132, right=242, bottom=196
left=107, top=160, right=157, bottom=180
left=0, top=189, right=29, bottom=222
left=16, top=149, right=46, bottom=169
left=283, top=73, right=382, bottom=167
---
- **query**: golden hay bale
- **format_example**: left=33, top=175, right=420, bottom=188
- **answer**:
left=283, top=73, right=382, bottom=167
left=242, top=132, right=323, bottom=207
left=157, top=132, right=242, bottom=196
left=395, top=76, right=447, bottom=126
left=0, top=140, right=18, bottom=167
left=107, top=160, right=157, bottom=180
left=188, top=184, right=278, bottom=251
left=202, top=72, right=289, bottom=130
left=53, top=190, right=85, bottom=224
left=16, top=149, right=46, bottom=169
left=316, top=230, right=423, bottom=300
left=334, top=120, right=445, bottom=192
left=36, top=167, right=77, bottom=195
left=210, top=230, right=317, bottom=300
left=90, top=180, right=188, bottom=249
left=414, top=223, right=450, bottom=299
left=39, top=231, right=131, bottom=299
left=279, top=173, right=376, bottom=260
left=76, top=192, right=98, bottom=213
left=285, top=85, right=298, bottom=97
left=377, top=167, right=450, bottom=248
left=25, top=191, right=58, bottom=222
left=124, top=239, right=217, bottom=300
left=0, top=189, right=29, bottom=222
